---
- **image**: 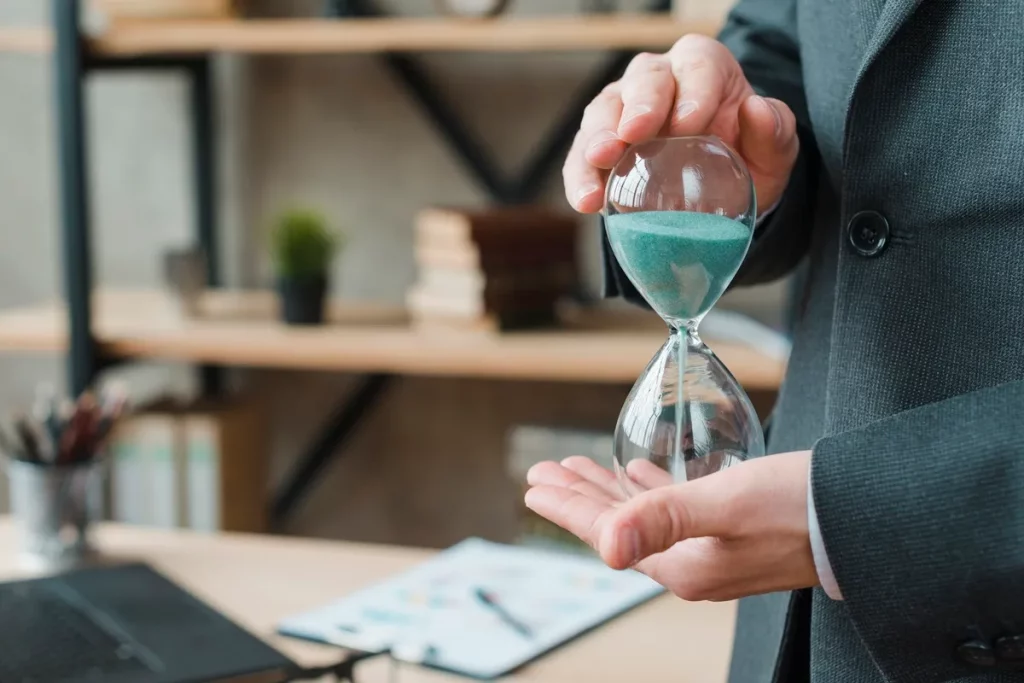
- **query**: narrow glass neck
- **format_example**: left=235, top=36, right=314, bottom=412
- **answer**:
left=669, top=319, right=702, bottom=345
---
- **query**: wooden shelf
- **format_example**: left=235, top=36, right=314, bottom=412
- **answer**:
left=0, top=27, right=52, bottom=54
left=0, top=16, right=713, bottom=56
left=0, top=289, right=786, bottom=388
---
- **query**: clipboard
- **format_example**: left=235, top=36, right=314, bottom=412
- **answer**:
left=277, top=538, right=663, bottom=679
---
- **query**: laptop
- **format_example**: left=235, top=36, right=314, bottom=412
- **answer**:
left=0, top=562, right=296, bottom=683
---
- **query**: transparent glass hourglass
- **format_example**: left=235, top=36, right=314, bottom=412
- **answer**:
left=605, top=136, right=765, bottom=498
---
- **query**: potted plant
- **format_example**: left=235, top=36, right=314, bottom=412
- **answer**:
left=271, top=207, right=340, bottom=326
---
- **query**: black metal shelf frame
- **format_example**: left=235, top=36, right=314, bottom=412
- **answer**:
left=48, top=0, right=667, bottom=528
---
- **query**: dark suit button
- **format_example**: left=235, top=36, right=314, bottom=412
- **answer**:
left=958, top=639, right=996, bottom=667
left=995, top=635, right=1024, bottom=661
left=847, top=210, right=890, bottom=257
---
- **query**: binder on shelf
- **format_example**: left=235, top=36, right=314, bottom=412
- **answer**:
left=109, top=408, right=183, bottom=529
left=182, top=400, right=267, bottom=534
left=108, top=398, right=267, bottom=533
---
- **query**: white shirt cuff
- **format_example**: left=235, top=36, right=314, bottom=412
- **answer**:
left=756, top=197, right=782, bottom=225
left=808, top=467, right=843, bottom=600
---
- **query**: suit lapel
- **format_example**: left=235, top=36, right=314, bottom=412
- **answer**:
left=854, top=0, right=923, bottom=93
left=843, top=0, right=923, bottom=158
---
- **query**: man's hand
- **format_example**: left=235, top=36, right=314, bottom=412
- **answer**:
left=564, top=34, right=800, bottom=216
left=524, top=451, right=818, bottom=602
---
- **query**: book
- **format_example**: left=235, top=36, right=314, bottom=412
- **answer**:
left=109, top=411, right=184, bottom=529
left=277, top=538, right=662, bottom=680
left=182, top=400, right=268, bottom=534
left=415, top=206, right=578, bottom=246
left=108, top=398, right=268, bottom=533
left=409, top=205, right=581, bottom=332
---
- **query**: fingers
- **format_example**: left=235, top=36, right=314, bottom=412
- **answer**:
left=563, top=35, right=741, bottom=214
left=562, top=129, right=608, bottom=214
left=665, top=34, right=730, bottom=137
left=523, top=485, right=614, bottom=550
left=526, top=460, right=618, bottom=505
left=737, top=94, right=800, bottom=211
left=597, top=473, right=736, bottom=570
left=581, top=84, right=627, bottom=170
left=616, top=52, right=677, bottom=144
left=560, top=456, right=624, bottom=499
left=625, top=459, right=673, bottom=490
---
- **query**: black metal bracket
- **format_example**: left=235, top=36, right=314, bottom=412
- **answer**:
left=270, top=374, right=393, bottom=529
left=53, top=0, right=96, bottom=397
left=333, top=0, right=670, bottom=204
left=55, top=4, right=225, bottom=397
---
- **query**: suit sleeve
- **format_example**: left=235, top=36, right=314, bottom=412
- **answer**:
left=811, top=380, right=1024, bottom=681
left=601, top=0, right=820, bottom=303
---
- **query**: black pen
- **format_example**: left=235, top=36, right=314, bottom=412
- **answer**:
left=13, top=416, right=41, bottom=463
left=473, top=587, right=533, bottom=639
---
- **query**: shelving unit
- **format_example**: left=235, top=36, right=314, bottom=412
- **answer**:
left=102, top=16, right=713, bottom=55
left=1, top=1, right=756, bottom=527
left=1, top=15, right=712, bottom=56
left=0, top=289, right=785, bottom=388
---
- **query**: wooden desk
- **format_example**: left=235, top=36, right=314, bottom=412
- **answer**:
left=0, top=519, right=737, bottom=682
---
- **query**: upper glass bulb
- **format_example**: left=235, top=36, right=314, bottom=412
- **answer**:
left=604, top=135, right=756, bottom=330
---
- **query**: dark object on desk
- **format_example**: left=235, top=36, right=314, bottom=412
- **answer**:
left=0, top=562, right=294, bottom=683
left=474, top=587, right=533, bottom=639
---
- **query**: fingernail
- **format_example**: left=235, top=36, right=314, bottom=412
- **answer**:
left=761, top=96, right=783, bottom=139
left=675, top=99, right=699, bottom=121
left=621, top=104, right=653, bottom=127
left=586, top=130, right=620, bottom=155
left=574, top=183, right=601, bottom=209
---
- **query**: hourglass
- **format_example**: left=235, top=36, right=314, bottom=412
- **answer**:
left=605, top=136, right=765, bottom=498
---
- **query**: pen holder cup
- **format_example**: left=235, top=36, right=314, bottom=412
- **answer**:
left=6, top=458, right=105, bottom=571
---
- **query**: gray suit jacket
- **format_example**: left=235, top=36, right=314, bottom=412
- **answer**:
left=602, top=1, right=1024, bottom=681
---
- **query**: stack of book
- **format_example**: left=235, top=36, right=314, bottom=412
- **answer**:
left=672, top=0, right=734, bottom=23
left=407, top=206, right=580, bottom=332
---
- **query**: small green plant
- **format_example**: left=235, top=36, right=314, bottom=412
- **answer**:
left=271, top=207, right=341, bottom=280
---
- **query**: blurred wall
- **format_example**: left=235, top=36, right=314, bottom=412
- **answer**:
left=0, top=0, right=787, bottom=546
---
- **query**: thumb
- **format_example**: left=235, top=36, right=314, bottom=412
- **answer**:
left=597, top=476, right=734, bottom=570
left=737, top=94, right=799, bottom=215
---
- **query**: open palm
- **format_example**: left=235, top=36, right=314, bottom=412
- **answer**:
left=524, top=451, right=819, bottom=602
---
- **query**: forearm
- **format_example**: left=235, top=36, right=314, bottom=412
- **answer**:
left=812, top=380, right=1024, bottom=681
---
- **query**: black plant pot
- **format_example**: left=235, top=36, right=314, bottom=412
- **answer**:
left=278, top=275, right=327, bottom=325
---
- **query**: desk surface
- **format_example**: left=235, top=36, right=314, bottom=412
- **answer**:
left=0, top=519, right=737, bottom=682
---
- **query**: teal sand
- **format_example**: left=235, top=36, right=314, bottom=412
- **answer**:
left=606, top=211, right=752, bottom=324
